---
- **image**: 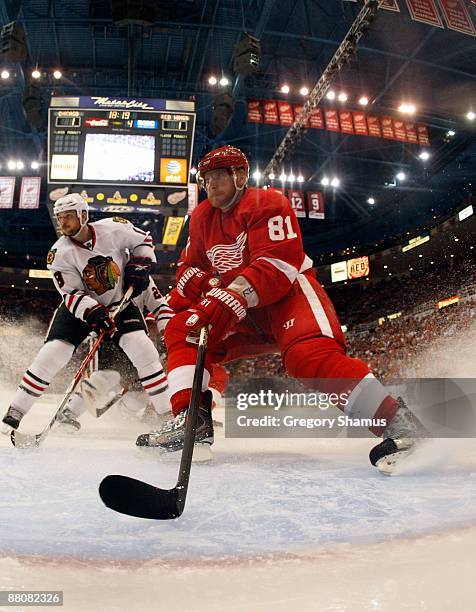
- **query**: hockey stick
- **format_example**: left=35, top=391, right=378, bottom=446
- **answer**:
left=11, top=288, right=134, bottom=448
left=84, top=383, right=132, bottom=418
left=99, top=325, right=208, bottom=520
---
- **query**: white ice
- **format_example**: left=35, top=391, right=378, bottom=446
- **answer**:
left=1, top=387, right=475, bottom=611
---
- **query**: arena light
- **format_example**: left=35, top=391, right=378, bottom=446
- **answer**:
left=326, top=90, right=336, bottom=100
left=252, top=169, right=261, bottom=180
left=31, top=69, right=41, bottom=79
left=288, top=172, right=295, bottom=182
left=1, top=70, right=10, bottom=79
left=219, top=76, right=229, bottom=86
left=297, top=174, right=304, bottom=183
left=358, top=96, right=369, bottom=106
left=418, top=151, right=430, bottom=161
left=367, top=197, right=375, bottom=205
left=7, top=160, right=16, bottom=170
left=337, top=92, right=348, bottom=102
left=299, top=86, right=309, bottom=96
left=447, top=130, right=456, bottom=136
left=208, top=76, right=217, bottom=85
left=330, top=177, right=340, bottom=188
left=16, top=160, right=24, bottom=170
left=53, top=70, right=62, bottom=79
left=279, top=172, right=287, bottom=181
left=269, top=172, right=275, bottom=180
left=398, top=103, right=416, bottom=114
left=466, top=111, right=475, bottom=121
left=321, top=176, right=330, bottom=186
left=396, top=171, right=406, bottom=181
left=280, top=84, right=290, bottom=94
left=31, top=161, right=40, bottom=170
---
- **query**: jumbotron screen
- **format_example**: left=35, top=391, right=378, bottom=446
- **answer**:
left=47, top=96, right=196, bottom=188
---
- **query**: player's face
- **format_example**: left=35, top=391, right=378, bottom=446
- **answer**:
left=57, top=210, right=80, bottom=236
left=203, top=168, right=246, bottom=209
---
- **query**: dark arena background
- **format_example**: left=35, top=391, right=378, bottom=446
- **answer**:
left=0, top=1, right=475, bottom=610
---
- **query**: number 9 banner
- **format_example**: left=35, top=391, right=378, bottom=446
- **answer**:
left=307, top=191, right=325, bottom=219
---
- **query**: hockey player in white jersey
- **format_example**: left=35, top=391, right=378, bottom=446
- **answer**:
left=2, top=193, right=169, bottom=431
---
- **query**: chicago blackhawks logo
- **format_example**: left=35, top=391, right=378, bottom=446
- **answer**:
left=82, top=255, right=121, bottom=295
left=206, top=231, right=247, bottom=273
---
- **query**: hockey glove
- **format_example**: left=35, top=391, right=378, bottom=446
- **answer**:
left=176, top=266, right=221, bottom=301
left=185, top=287, right=247, bottom=340
left=166, top=288, right=192, bottom=313
left=85, top=304, right=115, bottom=335
left=124, top=256, right=152, bottom=298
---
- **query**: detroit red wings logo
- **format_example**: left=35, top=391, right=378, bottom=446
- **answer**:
left=206, top=231, right=247, bottom=273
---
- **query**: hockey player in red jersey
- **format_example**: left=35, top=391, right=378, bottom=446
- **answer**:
left=138, top=146, right=427, bottom=472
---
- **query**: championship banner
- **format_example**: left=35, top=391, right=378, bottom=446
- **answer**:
left=438, top=0, right=476, bottom=36
left=263, top=100, right=279, bottom=125
left=379, top=0, right=401, bottom=11
left=393, top=119, right=407, bottom=141
left=162, top=216, right=184, bottom=246
left=405, top=0, right=444, bottom=27
left=309, top=108, right=324, bottom=129
left=247, top=99, right=262, bottom=123
left=19, top=177, right=41, bottom=209
left=404, top=121, right=419, bottom=144
left=324, top=109, right=340, bottom=132
left=187, top=183, right=198, bottom=215
left=307, top=191, right=324, bottom=219
left=353, top=111, right=369, bottom=135
left=0, top=177, right=15, bottom=209
left=381, top=115, right=396, bottom=139
left=367, top=115, right=382, bottom=137
left=417, top=124, right=431, bottom=145
left=339, top=110, right=354, bottom=134
left=277, top=101, right=294, bottom=126
left=293, top=104, right=310, bottom=127
left=287, top=189, right=306, bottom=218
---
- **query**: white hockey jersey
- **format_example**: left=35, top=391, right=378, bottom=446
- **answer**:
left=46, top=217, right=155, bottom=321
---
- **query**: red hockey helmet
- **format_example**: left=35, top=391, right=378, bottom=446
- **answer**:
left=197, top=145, right=249, bottom=186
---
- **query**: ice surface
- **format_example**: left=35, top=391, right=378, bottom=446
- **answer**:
left=1, top=387, right=476, bottom=611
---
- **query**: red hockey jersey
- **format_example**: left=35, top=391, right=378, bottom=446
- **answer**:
left=178, top=188, right=313, bottom=307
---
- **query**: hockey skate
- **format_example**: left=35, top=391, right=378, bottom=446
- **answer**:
left=54, top=406, right=81, bottom=433
left=369, top=397, right=429, bottom=475
left=2, top=406, right=25, bottom=432
left=136, top=390, right=214, bottom=462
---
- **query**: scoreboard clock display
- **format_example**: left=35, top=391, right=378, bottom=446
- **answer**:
left=47, top=96, right=196, bottom=188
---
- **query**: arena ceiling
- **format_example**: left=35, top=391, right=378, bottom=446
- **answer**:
left=0, top=0, right=475, bottom=259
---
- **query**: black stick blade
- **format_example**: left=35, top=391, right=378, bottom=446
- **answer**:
left=99, top=475, right=182, bottom=520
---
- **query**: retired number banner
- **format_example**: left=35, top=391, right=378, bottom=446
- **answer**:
left=307, top=191, right=324, bottom=220
left=277, top=101, right=294, bottom=126
left=405, top=0, right=444, bottom=27
left=0, top=177, right=15, bottom=209
left=438, top=0, right=476, bottom=36
left=288, top=189, right=306, bottom=218
left=263, top=100, right=279, bottom=124
left=19, top=177, right=41, bottom=209
left=247, top=100, right=262, bottom=123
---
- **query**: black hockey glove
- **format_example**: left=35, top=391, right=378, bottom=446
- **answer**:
left=124, top=256, right=152, bottom=298
left=85, top=304, right=115, bottom=335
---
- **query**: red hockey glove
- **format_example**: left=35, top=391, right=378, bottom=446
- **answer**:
left=124, top=256, right=152, bottom=298
left=176, top=266, right=220, bottom=301
left=166, top=287, right=193, bottom=313
left=185, top=287, right=247, bottom=340
left=85, top=304, right=115, bottom=335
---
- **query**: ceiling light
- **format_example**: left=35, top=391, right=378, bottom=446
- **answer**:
left=288, top=172, right=295, bottom=182
left=447, top=130, right=456, bottom=136
left=190, top=167, right=197, bottom=175
left=252, top=170, right=261, bottom=180
left=300, top=86, right=309, bottom=96
left=321, top=177, right=330, bottom=186
left=297, top=175, right=304, bottom=183
left=1, top=70, right=10, bottom=79
left=16, top=161, right=24, bottom=170
left=398, top=103, right=416, bottom=114
left=279, top=172, right=287, bottom=181
left=219, top=76, right=229, bottom=86
left=31, top=69, right=41, bottom=79
left=337, top=92, right=347, bottom=102
left=31, top=161, right=40, bottom=170
left=7, top=160, right=16, bottom=170
left=280, top=84, right=290, bottom=94
left=358, top=96, right=369, bottom=106
left=466, top=111, right=475, bottom=121
left=418, top=151, right=430, bottom=161
left=269, top=172, right=275, bottom=180
left=396, top=172, right=406, bottom=181
left=53, top=70, right=62, bottom=79
left=367, top=197, right=375, bottom=205
left=208, top=76, right=217, bottom=85
left=326, top=90, right=335, bottom=100
left=330, top=177, right=340, bottom=188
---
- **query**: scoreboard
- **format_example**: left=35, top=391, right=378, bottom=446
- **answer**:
left=47, top=96, right=196, bottom=189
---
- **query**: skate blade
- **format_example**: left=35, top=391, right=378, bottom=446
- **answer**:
left=376, top=440, right=430, bottom=476
left=160, top=442, right=214, bottom=463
